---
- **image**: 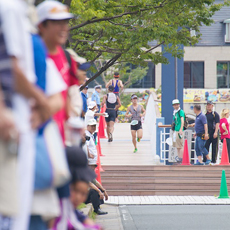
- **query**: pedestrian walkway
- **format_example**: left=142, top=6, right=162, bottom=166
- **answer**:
left=100, top=123, right=154, bottom=165
left=105, top=196, right=230, bottom=205
left=96, top=204, right=123, bottom=230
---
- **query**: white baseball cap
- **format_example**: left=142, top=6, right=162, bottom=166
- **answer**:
left=66, top=49, right=87, bottom=64
left=36, top=0, right=74, bottom=25
left=88, top=101, right=96, bottom=109
left=172, top=99, right=180, bottom=105
left=87, top=119, right=97, bottom=126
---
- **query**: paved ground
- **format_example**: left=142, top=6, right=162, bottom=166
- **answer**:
left=119, top=205, right=230, bottom=230
left=106, top=196, right=230, bottom=205
left=96, top=204, right=123, bottom=230
left=100, top=123, right=154, bottom=165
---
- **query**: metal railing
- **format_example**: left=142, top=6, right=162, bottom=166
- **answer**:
left=159, top=125, right=222, bottom=165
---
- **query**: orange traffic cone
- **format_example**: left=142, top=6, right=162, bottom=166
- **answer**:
left=181, top=139, right=191, bottom=165
left=220, top=139, right=230, bottom=165
left=95, top=166, right=102, bottom=184
left=102, top=105, right=107, bottom=129
left=98, top=115, right=106, bottom=138
left=97, top=136, right=105, bottom=157
left=96, top=145, right=105, bottom=172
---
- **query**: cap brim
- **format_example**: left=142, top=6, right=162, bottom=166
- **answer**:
left=78, top=63, right=91, bottom=71
left=38, top=12, right=74, bottom=25
left=71, top=166, right=96, bottom=182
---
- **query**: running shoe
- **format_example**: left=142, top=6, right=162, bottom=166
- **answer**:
left=110, top=133, right=113, bottom=142
left=137, top=137, right=141, bottom=142
left=133, top=148, right=138, bottom=153
left=205, top=160, right=211, bottom=165
left=194, top=161, right=204, bottom=165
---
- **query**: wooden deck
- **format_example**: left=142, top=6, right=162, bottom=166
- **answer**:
left=100, top=123, right=154, bottom=166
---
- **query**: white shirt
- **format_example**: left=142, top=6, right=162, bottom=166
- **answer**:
left=85, top=109, right=95, bottom=127
left=85, top=130, right=97, bottom=165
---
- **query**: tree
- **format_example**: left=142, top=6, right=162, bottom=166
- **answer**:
left=35, top=0, right=224, bottom=88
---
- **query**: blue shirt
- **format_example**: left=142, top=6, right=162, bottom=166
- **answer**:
left=195, top=112, right=207, bottom=134
left=91, top=91, right=100, bottom=105
left=81, top=92, right=88, bottom=113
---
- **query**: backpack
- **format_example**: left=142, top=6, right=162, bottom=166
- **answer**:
left=178, top=109, right=189, bottom=130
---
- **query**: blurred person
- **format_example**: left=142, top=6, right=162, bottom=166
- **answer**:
left=37, top=0, right=79, bottom=142
left=29, top=34, right=67, bottom=230
left=171, top=99, right=185, bottom=164
left=204, top=101, right=220, bottom=163
left=85, top=102, right=106, bottom=128
left=101, top=85, right=121, bottom=142
left=193, top=105, right=211, bottom=165
left=81, top=85, right=88, bottom=119
left=220, top=109, right=230, bottom=161
left=125, top=94, right=146, bottom=153
left=66, top=146, right=102, bottom=229
left=91, top=85, right=102, bottom=120
left=87, top=164, right=108, bottom=215
left=0, top=1, right=53, bottom=230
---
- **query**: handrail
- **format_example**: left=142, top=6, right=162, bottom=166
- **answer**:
left=158, top=125, right=171, bottom=128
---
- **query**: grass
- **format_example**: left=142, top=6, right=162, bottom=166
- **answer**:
left=78, top=203, right=87, bottom=209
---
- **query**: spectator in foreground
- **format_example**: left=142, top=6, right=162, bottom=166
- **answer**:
left=193, top=105, right=211, bottom=165
left=220, top=109, right=230, bottom=161
left=204, top=101, right=220, bottom=163
left=66, top=146, right=102, bottom=229
left=171, top=99, right=185, bottom=164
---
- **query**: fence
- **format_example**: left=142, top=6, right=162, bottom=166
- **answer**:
left=159, top=126, right=222, bottom=165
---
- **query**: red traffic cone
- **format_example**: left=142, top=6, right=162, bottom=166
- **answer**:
left=95, top=166, right=102, bottom=184
left=98, top=115, right=106, bottom=138
left=181, top=139, right=191, bottom=165
left=97, top=136, right=105, bottom=157
left=96, top=145, right=105, bottom=172
left=101, top=105, right=107, bottom=128
left=220, top=139, right=230, bottom=165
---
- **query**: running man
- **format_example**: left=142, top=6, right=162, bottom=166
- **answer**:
left=106, top=72, right=124, bottom=96
left=102, top=85, right=121, bottom=142
left=125, top=94, right=146, bottom=153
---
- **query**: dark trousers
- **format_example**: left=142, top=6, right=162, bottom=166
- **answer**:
left=85, top=189, right=104, bottom=212
left=221, top=138, right=230, bottom=162
left=204, top=132, right=218, bottom=163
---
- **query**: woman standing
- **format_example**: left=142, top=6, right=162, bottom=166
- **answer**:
left=125, top=94, right=146, bottom=153
left=220, top=108, right=230, bottom=161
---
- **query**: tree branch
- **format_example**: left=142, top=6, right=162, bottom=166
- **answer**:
left=145, top=41, right=165, bottom=53
left=70, top=4, right=166, bottom=30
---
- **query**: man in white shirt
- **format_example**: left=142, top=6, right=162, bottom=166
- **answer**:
left=85, top=101, right=105, bottom=128
left=85, top=119, right=98, bottom=165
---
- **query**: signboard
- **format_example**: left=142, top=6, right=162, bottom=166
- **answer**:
left=168, top=130, right=193, bottom=162
left=184, top=89, right=230, bottom=103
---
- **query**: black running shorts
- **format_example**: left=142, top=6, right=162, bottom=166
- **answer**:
left=105, top=109, right=116, bottom=122
left=131, top=121, right=142, bottom=131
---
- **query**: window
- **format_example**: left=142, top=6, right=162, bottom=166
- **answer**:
left=217, top=62, right=230, bottom=88
left=129, top=62, right=155, bottom=88
left=224, top=19, right=230, bottom=43
left=184, top=62, right=204, bottom=88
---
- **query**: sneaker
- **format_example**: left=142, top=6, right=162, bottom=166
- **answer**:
left=205, top=160, right=211, bottom=165
left=194, top=161, right=204, bottom=165
left=175, top=156, right=182, bottom=163
left=137, top=137, right=141, bottom=142
left=110, top=133, right=113, bottom=142
left=133, top=148, right=138, bottom=153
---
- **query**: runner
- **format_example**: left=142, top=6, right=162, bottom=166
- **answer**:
left=106, top=72, right=124, bottom=96
left=125, top=94, right=146, bottom=153
left=102, top=85, right=121, bottom=142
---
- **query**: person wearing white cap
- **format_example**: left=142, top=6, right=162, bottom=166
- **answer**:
left=36, top=0, right=79, bottom=142
left=172, top=99, right=185, bottom=163
left=85, top=119, right=98, bottom=166
left=84, top=101, right=106, bottom=128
